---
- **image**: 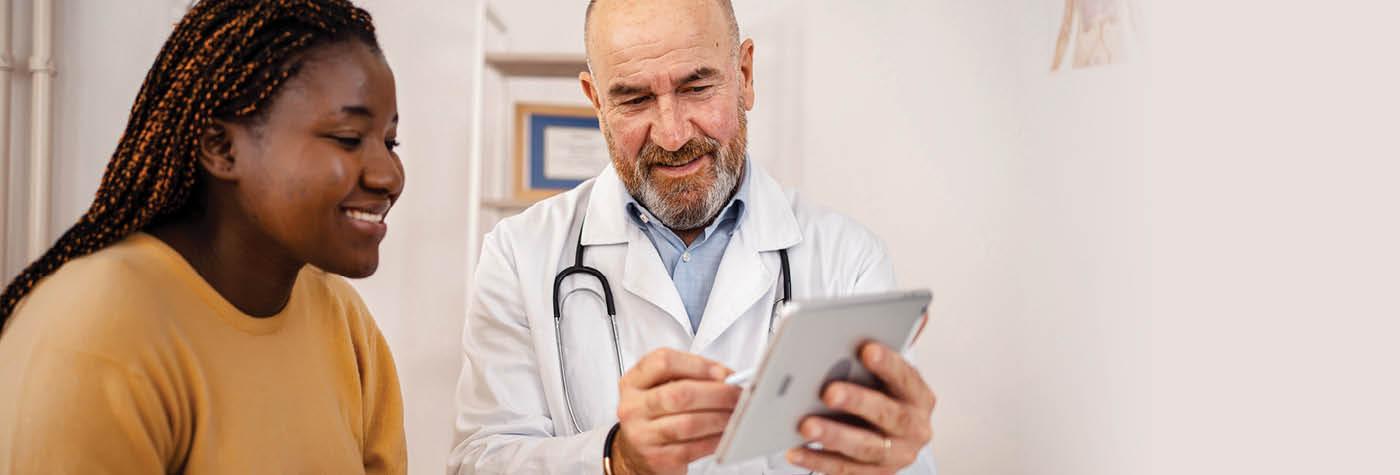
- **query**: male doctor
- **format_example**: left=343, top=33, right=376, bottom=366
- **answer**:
left=450, top=0, right=937, bottom=473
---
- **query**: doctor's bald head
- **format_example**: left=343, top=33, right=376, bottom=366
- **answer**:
left=579, top=0, right=756, bottom=232
left=584, top=0, right=740, bottom=69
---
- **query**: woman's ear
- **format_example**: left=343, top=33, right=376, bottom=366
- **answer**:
left=197, top=121, right=240, bottom=181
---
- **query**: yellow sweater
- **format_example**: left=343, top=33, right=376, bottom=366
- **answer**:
left=0, top=233, right=406, bottom=474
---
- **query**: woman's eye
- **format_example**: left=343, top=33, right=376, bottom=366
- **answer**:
left=385, top=139, right=401, bottom=152
left=332, top=136, right=363, bottom=148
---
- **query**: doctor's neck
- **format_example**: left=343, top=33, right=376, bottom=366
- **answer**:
left=675, top=229, right=704, bottom=246
left=651, top=165, right=745, bottom=246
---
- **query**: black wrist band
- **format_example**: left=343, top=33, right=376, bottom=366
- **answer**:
left=603, top=422, right=622, bottom=475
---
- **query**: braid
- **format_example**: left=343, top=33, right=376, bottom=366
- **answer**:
left=0, top=0, right=379, bottom=327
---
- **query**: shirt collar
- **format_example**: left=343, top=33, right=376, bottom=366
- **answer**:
left=624, top=158, right=752, bottom=240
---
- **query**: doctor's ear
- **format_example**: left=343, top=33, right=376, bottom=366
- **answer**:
left=580, top=70, right=603, bottom=114
left=197, top=121, right=240, bottom=181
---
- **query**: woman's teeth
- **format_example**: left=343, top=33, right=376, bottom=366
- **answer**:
left=344, top=209, right=385, bottom=223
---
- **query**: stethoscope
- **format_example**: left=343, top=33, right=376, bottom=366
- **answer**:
left=552, top=218, right=792, bottom=434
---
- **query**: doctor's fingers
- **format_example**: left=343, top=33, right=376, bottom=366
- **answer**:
left=785, top=444, right=904, bottom=475
left=620, top=380, right=742, bottom=419
left=859, top=342, right=937, bottom=410
left=621, top=348, right=733, bottom=390
left=822, top=381, right=928, bottom=441
left=796, top=416, right=921, bottom=469
left=633, top=410, right=733, bottom=446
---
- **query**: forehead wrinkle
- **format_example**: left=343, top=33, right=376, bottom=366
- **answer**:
left=604, top=46, right=724, bottom=92
left=599, top=24, right=711, bottom=66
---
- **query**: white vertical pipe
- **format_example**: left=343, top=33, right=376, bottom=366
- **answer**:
left=0, top=0, right=13, bottom=274
left=26, top=0, right=53, bottom=260
left=463, top=0, right=486, bottom=310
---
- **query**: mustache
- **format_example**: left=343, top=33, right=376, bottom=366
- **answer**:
left=637, top=137, right=721, bottom=169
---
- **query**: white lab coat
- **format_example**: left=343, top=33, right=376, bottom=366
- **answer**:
left=449, top=161, right=936, bottom=474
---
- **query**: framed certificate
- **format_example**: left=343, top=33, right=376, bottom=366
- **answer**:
left=514, top=103, right=610, bottom=201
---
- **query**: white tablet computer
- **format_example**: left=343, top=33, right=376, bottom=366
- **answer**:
left=714, top=289, right=933, bottom=465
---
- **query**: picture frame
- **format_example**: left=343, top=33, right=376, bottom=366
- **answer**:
left=513, top=103, right=609, bottom=201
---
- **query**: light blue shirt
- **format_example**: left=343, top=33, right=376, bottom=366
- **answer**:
left=623, top=163, right=751, bottom=332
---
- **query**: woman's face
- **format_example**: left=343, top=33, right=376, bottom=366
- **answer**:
left=222, top=40, right=403, bottom=278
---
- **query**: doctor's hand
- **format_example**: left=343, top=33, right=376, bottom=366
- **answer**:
left=611, top=348, right=740, bottom=475
left=787, top=342, right=937, bottom=475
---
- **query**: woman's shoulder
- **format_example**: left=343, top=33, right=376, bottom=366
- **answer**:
left=21, top=234, right=184, bottom=312
left=4, top=234, right=192, bottom=357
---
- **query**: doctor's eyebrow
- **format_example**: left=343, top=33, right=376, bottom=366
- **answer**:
left=679, top=67, right=719, bottom=85
left=608, top=83, right=649, bottom=98
left=606, top=67, right=722, bottom=99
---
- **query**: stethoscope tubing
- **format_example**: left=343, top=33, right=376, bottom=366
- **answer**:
left=552, top=217, right=790, bottom=434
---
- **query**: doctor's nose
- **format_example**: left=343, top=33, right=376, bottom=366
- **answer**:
left=649, top=96, right=694, bottom=151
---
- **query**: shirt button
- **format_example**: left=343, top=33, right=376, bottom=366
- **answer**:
left=682, top=252, right=691, bottom=262
left=640, top=214, right=650, bottom=224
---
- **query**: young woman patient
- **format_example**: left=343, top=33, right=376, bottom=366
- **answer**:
left=0, top=0, right=407, bottom=472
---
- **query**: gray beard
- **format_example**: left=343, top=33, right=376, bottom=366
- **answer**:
left=634, top=155, right=740, bottom=230
left=604, top=102, right=749, bottom=231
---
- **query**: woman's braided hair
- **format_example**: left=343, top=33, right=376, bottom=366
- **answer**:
left=0, top=0, right=379, bottom=327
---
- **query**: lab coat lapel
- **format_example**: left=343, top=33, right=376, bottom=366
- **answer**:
left=621, top=227, right=692, bottom=335
left=691, top=230, right=770, bottom=351
left=691, top=161, right=803, bottom=351
left=585, top=166, right=691, bottom=334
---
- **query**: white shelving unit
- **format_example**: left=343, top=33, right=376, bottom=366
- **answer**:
left=465, top=3, right=591, bottom=286
left=485, top=52, right=588, bottom=77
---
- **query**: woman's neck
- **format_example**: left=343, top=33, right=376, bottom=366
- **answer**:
left=148, top=213, right=303, bottom=318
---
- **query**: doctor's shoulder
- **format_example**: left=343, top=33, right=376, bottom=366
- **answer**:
left=480, top=177, right=597, bottom=253
left=784, top=190, right=896, bottom=290
left=787, top=191, right=889, bottom=253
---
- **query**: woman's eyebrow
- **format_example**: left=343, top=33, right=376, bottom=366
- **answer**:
left=332, top=105, right=397, bottom=124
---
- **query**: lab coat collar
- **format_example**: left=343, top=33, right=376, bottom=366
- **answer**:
left=580, top=165, right=629, bottom=246
left=581, top=159, right=803, bottom=341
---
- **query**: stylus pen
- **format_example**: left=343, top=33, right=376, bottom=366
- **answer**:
left=724, top=368, right=756, bottom=386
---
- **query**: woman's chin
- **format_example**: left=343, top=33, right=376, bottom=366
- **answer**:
left=318, top=255, right=379, bottom=279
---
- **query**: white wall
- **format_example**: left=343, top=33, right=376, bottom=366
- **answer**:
left=1147, top=1, right=1400, bottom=473
left=797, top=1, right=1149, bottom=473
left=3, top=0, right=180, bottom=281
